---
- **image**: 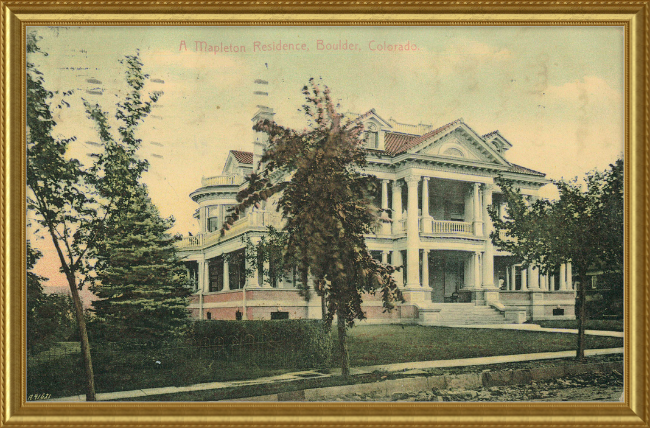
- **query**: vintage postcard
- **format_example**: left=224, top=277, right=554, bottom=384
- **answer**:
left=10, top=9, right=640, bottom=426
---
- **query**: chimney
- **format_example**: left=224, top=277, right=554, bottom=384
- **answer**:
left=252, top=106, right=275, bottom=172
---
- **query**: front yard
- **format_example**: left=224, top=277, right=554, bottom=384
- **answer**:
left=28, top=324, right=623, bottom=399
left=333, top=325, right=623, bottom=367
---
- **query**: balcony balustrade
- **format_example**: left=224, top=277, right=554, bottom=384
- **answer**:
left=425, top=219, right=473, bottom=235
left=391, top=217, right=473, bottom=236
left=201, top=174, right=245, bottom=187
left=177, top=210, right=283, bottom=250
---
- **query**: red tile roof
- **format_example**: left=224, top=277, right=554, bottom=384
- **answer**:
left=482, top=131, right=500, bottom=139
left=390, top=119, right=463, bottom=154
left=384, top=132, right=417, bottom=155
left=509, top=163, right=546, bottom=177
left=231, top=150, right=253, bottom=164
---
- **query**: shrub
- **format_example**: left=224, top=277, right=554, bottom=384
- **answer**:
left=184, top=320, right=332, bottom=369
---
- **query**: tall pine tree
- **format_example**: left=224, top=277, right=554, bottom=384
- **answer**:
left=90, top=187, right=191, bottom=343
left=84, top=52, right=191, bottom=344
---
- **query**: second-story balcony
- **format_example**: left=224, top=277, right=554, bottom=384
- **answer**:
left=178, top=210, right=283, bottom=251
left=201, top=174, right=245, bottom=187
left=392, top=217, right=474, bottom=236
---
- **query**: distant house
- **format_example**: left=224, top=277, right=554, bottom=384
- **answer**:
left=177, top=108, right=576, bottom=325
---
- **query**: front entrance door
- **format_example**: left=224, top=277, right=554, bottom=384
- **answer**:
left=444, top=257, right=462, bottom=301
left=431, top=256, right=445, bottom=302
left=430, top=253, right=465, bottom=302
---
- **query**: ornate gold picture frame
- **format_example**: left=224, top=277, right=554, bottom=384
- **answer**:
left=3, top=1, right=646, bottom=426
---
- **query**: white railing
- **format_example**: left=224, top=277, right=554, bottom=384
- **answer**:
left=431, top=220, right=473, bottom=234
left=418, top=219, right=473, bottom=235
left=176, top=210, right=284, bottom=250
left=201, top=174, right=245, bottom=187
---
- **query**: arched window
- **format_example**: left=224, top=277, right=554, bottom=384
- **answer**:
left=364, top=123, right=379, bottom=149
left=442, top=147, right=464, bottom=158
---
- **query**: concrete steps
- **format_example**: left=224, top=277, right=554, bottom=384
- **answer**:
left=419, top=303, right=509, bottom=326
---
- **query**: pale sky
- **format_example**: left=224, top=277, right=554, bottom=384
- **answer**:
left=27, top=25, right=625, bottom=290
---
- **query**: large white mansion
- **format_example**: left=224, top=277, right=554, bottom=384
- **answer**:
left=177, top=108, right=576, bottom=325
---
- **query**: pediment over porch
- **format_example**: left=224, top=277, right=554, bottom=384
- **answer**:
left=409, top=121, right=510, bottom=167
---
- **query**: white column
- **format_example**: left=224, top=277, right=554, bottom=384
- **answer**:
left=393, top=250, right=404, bottom=287
left=381, top=250, right=388, bottom=265
left=198, top=260, right=207, bottom=293
left=482, top=188, right=494, bottom=288
left=381, top=179, right=391, bottom=235
left=247, top=249, right=260, bottom=288
left=422, top=249, right=430, bottom=289
left=223, top=258, right=230, bottom=291
left=200, top=206, right=208, bottom=233
left=204, top=259, right=211, bottom=293
left=521, top=266, right=528, bottom=291
left=392, top=180, right=403, bottom=234
left=550, top=274, right=556, bottom=291
left=473, top=252, right=481, bottom=288
left=540, top=274, right=548, bottom=291
left=505, top=266, right=511, bottom=291
left=473, top=183, right=484, bottom=236
left=511, top=265, right=517, bottom=291
left=381, top=179, right=389, bottom=213
left=421, top=177, right=432, bottom=233
left=262, top=259, right=272, bottom=288
left=528, top=266, right=539, bottom=289
left=405, top=176, right=421, bottom=288
left=567, top=262, right=573, bottom=290
left=559, top=264, right=567, bottom=290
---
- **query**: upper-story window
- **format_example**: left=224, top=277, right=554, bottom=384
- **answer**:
left=206, top=206, right=220, bottom=232
left=364, top=123, right=379, bottom=149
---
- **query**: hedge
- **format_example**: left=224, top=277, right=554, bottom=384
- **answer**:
left=183, top=319, right=333, bottom=369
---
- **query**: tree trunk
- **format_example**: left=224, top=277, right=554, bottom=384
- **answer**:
left=66, top=273, right=96, bottom=401
left=321, top=295, right=327, bottom=322
left=576, top=271, right=588, bottom=362
left=47, top=227, right=96, bottom=401
left=336, top=308, right=350, bottom=377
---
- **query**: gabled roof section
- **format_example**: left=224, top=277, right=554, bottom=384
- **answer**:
left=398, top=119, right=464, bottom=153
left=231, top=150, right=253, bottom=165
left=509, top=163, right=545, bottom=177
left=483, top=130, right=514, bottom=149
left=222, top=150, right=253, bottom=175
left=350, top=108, right=393, bottom=129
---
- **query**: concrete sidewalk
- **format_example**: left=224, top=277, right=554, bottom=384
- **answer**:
left=48, top=346, right=623, bottom=402
left=444, top=323, right=624, bottom=338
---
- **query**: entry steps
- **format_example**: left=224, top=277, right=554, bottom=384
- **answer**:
left=419, top=303, right=509, bottom=326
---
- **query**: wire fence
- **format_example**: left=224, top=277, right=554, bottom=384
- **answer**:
left=29, top=334, right=309, bottom=374
left=91, top=334, right=306, bottom=371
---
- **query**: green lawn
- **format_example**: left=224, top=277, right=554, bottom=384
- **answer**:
left=333, top=325, right=623, bottom=367
left=28, top=325, right=623, bottom=399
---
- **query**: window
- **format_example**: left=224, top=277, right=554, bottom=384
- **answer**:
left=271, top=311, right=289, bottom=320
left=208, top=217, right=220, bottom=232
left=207, top=206, right=220, bottom=232
left=228, top=249, right=246, bottom=290
left=364, top=131, right=379, bottom=149
left=208, top=257, right=224, bottom=292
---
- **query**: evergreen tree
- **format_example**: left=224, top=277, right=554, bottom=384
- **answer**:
left=90, top=187, right=191, bottom=343
left=84, top=53, right=190, bottom=344
left=222, top=80, right=403, bottom=376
